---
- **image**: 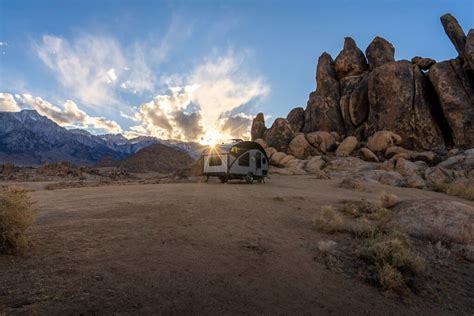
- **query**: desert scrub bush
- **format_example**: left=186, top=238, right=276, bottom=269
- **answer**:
left=313, top=205, right=345, bottom=233
left=358, top=232, right=427, bottom=293
left=431, top=182, right=474, bottom=201
left=0, top=187, right=36, bottom=254
left=379, top=191, right=400, bottom=208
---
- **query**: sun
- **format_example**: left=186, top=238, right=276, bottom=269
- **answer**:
left=200, top=128, right=231, bottom=146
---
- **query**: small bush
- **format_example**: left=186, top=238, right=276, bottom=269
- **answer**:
left=378, top=263, right=406, bottom=292
left=0, top=187, right=36, bottom=254
left=359, top=232, right=427, bottom=292
left=313, top=205, right=344, bottom=233
left=432, top=182, right=474, bottom=201
left=379, top=191, right=399, bottom=208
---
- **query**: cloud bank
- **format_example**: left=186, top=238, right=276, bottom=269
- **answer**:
left=1, top=93, right=122, bottom=134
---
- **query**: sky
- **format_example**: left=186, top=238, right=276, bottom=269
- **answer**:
left=0, top=0, right=472, bottom=144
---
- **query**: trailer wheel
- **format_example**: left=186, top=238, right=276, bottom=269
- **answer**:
left=219, top=176, right=228, bottom=183
left=245, top=172, right=254, bottom=184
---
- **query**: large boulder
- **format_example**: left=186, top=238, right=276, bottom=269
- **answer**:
left=286, top=107, right=305, bottom=133
left=304, top=53, right=345, bottom=135
left=335, top=136, right=358, bottom=157
left=287, top=134, right=316, bottom=159
left=270, top=151, right=287, bottom=166
left=306, top=131, right=337, bottom=153
left=367, top=131, right=402, bottom=153
left=367, top=60, right=444, bottom=149
left=394, top=199, right=474, bottom=245
left=440, top=14, right=467, bottom=60
left=360, top=148, right=379, bottom=162
left=263, top=118, right=295, bottom=152
left=365, top=36, right=395, bottom=69
left=254, top=138, right=268, bottom=149
left=305, top=156, right=326, bottom=173
left=251, top=113, right=266, bottom=141
left=428, top=60, right=474, bottom=147
left=334, top=37, right=368, bottom=79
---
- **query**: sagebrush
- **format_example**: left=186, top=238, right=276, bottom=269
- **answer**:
left=0, top=187, right=36, bottom=254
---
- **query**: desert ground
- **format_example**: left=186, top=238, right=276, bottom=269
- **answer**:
left=0, top=174, right=473, bottom=315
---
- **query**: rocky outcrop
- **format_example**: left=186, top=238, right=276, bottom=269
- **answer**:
left=304, top=53, right=345, bottom=135
left=367, top=61, right=444, bottom=149
left=334, top=37, right=368, bottom=79
left=440, top=14, right=467, bottom=60
left=263, top=118, right=295, bottom=152
left=365, top=36, right=395, bottom=69
left=367, top=131, right=402, bottom=153
left=256, top=13, right=473, bottom=155
left=428, top=61, right=474, bottom=147
left=286, top=107, right=305, bottom=133
left=288, top=134, right=315, bottom=159
left=251, top=113, right=266, bottom=141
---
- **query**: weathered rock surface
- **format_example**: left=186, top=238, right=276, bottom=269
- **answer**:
left=286, top=107, right=305, bottom=133
left=251, top=113, right=266, bottom=141
left=411, top=56, right=436, bottom=70
left=428, top=61, right=474, bottom=147
left=305, top=156, right=326, bottom=173
left=288, top=134, right=316, bottom=159
left=304, top=53, right=345, bottom=135
left=365, top=36, right=395, bottom=69
left=263, top=118, right=295, bottom=152
left=466, top=29, right=474, bottom=71
left=335, top=136, right=358, bottom=157
left=306, top=131, right=336, bottom=153
left=367, top=131, right=402, bottom=153
left=367, top=61, right=444, bottom=149
left=360, top=148, right=379, bottom=162
left=334, top=37, right=368, bottom=79
left=394, top=199, right=474, bottom=245
left=440, top=14, right=467, bottom=60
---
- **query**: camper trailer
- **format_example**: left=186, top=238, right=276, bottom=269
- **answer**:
left=202, top=140, right=269, bottom=183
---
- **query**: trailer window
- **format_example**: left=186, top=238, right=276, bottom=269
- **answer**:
left=238, top=152, right=250, bottom=166
left=209, top=156, right=222, bottom=166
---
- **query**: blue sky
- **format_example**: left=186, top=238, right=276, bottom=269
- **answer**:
left=0, top=0, right=472, bottom=142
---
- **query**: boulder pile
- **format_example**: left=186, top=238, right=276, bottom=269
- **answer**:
left=252, top=13, right=473, bottom=153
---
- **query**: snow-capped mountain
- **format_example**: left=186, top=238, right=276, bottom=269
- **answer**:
left=0, top=110, right=202, bottom=166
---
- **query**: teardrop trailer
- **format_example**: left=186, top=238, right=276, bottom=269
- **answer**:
left=202, top=140, right=269, bottom=183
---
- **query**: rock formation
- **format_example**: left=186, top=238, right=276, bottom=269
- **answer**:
left=251, top=113, right=266, bottom=141
left=253, top=13, right=473, bottom=154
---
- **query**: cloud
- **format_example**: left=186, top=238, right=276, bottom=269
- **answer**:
left=35, top=34, right=160, bottom=108
left=12, top=93, right=122, bottom=134
left=125, top=85, right=203, bottom=141
left=129, top=52, right=269, bottom=142
left=0, top=93, right=21, bottom=112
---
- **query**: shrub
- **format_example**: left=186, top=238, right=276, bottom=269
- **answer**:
left=379, top=191, right=400, bottom=208
left=0, top=187, right=36, bottom=254
left=359, top=232, right=427, bottom=292
left=432, top=182, right=474, bottom=201
left=313, top=205, right=344, bottom=233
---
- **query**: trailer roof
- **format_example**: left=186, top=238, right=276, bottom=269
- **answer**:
left=202, top=141, right=268, bottom=160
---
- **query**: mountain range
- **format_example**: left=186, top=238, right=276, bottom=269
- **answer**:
left=0, top=110, right=202, bottom=166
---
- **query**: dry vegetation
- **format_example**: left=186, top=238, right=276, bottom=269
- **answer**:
left=0, top=187, right=36, bottom=254
left=313, top=192, right=428, bottom=295
left=431, top=181, right=474, bottom=201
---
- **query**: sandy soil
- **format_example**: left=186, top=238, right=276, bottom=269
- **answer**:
left=0, top=175, right=473, bottom=315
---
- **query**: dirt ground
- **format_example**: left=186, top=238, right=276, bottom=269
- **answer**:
left=0, top=175, right=473, bottom=315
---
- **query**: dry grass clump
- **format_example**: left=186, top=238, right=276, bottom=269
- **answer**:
left=0, top=187, right=36, bottom=254
left=313, top=205, right=344, bottom=233
left=358, top=232, right=427, bottom=293
left=379, top=191, right=400, bottom=208
left=313, top=192, right=430, bottom=294
left=432, top=182, right=474, bottom=201
left=338, top=178, right=363, bottom=190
